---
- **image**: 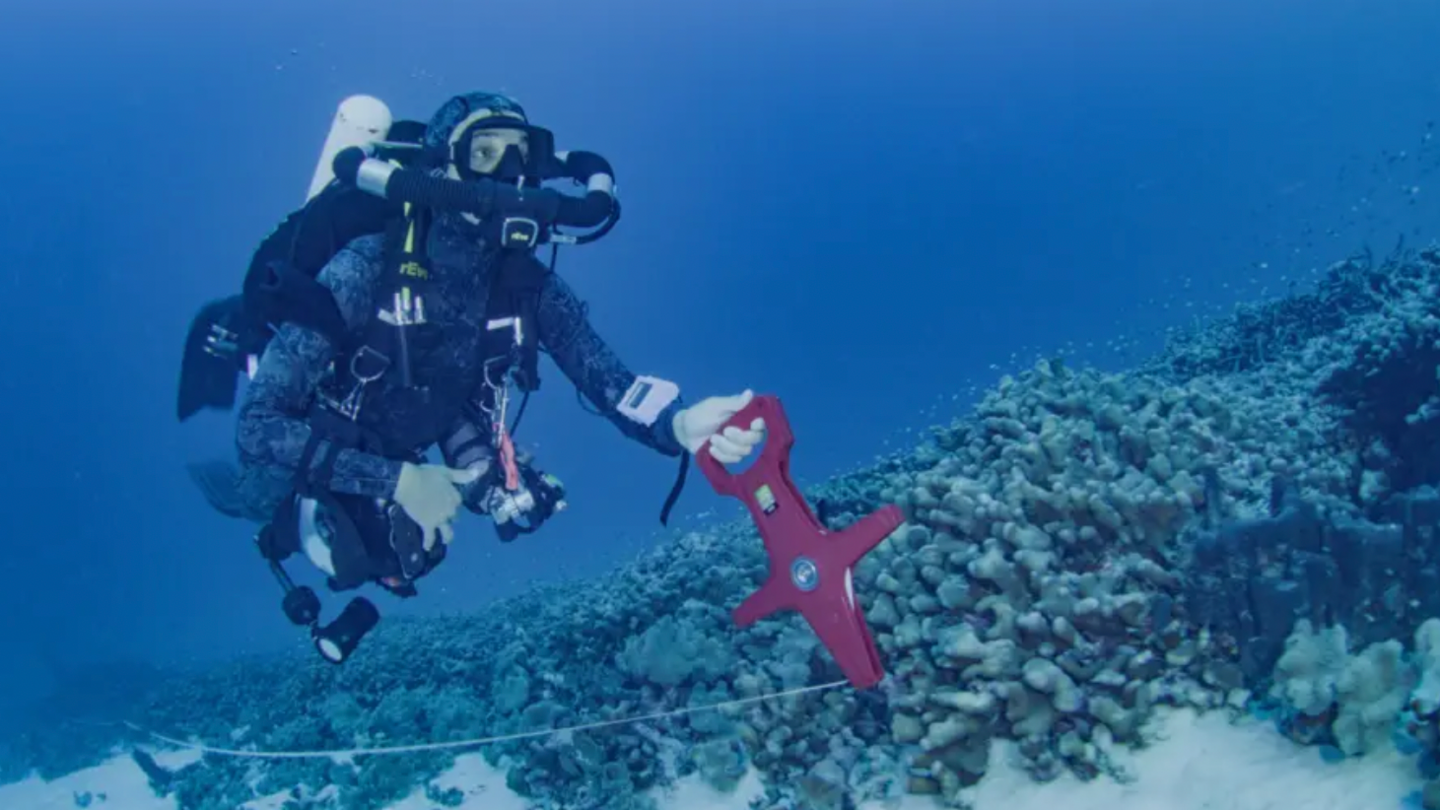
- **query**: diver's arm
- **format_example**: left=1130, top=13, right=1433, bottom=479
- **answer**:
left=536, top=272, right=687, bottom=457
left=235, top=235, right=405, bottom=500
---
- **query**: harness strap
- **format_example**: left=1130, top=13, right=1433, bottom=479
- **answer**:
left=263, top=408, right=401, bottom=591
left=296, top=430, right=341, bottom=496
left=485, top=250, right=549, bottom=393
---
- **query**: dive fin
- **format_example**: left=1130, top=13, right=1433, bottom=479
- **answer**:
left=187, top=459, right=249, bottom=519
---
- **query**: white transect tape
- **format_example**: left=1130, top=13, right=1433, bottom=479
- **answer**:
left=126, top=679, right=851, bottom=760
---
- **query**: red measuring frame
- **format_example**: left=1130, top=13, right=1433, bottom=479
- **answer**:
left=696, top=394, right=903, bottom=689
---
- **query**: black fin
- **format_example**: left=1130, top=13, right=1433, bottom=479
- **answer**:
left=187, top=459, right=248, bottom=519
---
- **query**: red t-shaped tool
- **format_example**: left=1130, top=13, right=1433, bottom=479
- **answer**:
left=696, top=394, right=904, bottom=689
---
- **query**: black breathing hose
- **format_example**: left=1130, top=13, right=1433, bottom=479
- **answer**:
left=333, top=146, right=614, bottom=229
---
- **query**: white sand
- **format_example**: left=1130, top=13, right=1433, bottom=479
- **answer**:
left=355, top=753, right=531, bottom=810
left=0, top=746, right=201, bottom=810
left=960, top=709, right=1422, bottom=810
left=0, top=709, right=1422, bottom=810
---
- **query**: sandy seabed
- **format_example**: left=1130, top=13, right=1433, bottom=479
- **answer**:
left=0, top=708, right=1422, bottom=810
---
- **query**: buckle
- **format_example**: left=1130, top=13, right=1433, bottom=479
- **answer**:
left=349, top=345, right=390, bottom=383
left=500, top=217, right=540, bottom=248
left=204, top=324, right=239, bottom=359
left=486, top=316, right=525, bottom=347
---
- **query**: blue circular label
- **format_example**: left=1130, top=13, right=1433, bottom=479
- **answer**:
left=790, top=556, right=820, bottom=592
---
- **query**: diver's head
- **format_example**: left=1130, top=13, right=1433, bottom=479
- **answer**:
left=424, top=91, right=554, bottom=183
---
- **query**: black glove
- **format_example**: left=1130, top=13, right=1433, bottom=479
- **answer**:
left=331, top=146, right=368, bottom=188
left=561, top=150, right=613, bottom=184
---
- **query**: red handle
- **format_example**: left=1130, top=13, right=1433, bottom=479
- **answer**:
left=695, top=393, right=793, bottom=497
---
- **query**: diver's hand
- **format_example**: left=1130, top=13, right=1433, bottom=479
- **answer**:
left=331, top=145, right=376, bottom=188
left=673, top=389, right=767, bottom=464
left=394, top=462, right=481, bottom=550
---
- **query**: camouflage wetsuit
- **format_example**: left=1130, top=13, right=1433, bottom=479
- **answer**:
left=231, top=214, right=685, bottom=523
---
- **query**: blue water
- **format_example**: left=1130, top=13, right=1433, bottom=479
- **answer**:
left=0, top=0, right=1436, bottom=722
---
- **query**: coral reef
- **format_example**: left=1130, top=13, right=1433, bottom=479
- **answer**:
left=9, top=245, right=1440, bottom=808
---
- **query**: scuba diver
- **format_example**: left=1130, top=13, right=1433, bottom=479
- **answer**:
left=177, top=91, right=766, bottom=664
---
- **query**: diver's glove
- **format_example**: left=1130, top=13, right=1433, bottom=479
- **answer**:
left=332, top=145, right=368, bottom=187
left=394, top=462, right=481, bottom=550
left=672, top=389, right=767, bottom=464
